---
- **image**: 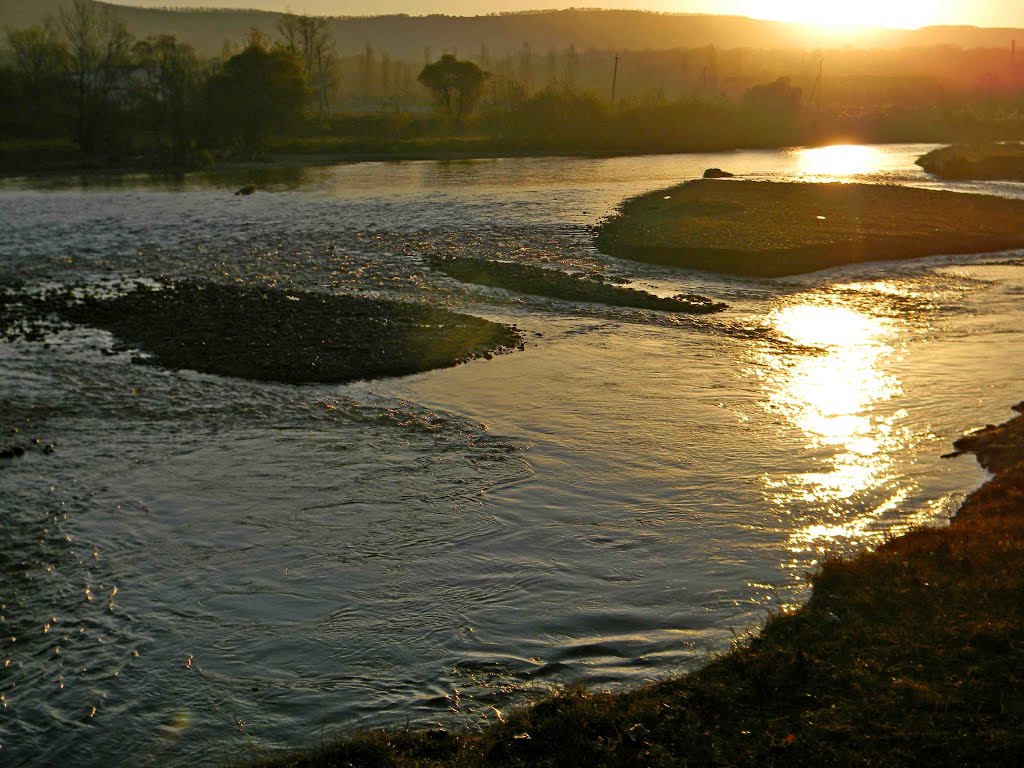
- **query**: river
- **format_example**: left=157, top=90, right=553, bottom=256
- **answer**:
left=2, top=144, right=1024, bottom=765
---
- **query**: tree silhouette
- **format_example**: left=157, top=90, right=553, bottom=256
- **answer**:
left=742, top=76, right=802, bottom=115
left=133, top=35, right=202, bottom=163
left=59, top=0, right=132, bottom=152
left=417, top=54, right=488, bottom=125
left=207, top=42, right=306, bottom=155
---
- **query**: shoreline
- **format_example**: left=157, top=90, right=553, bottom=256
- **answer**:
left=0, top=146, right=668, bottom=181
left=247, top=400, right=1024, bottom=766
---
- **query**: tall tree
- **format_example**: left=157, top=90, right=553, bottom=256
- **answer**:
left=5, top=21, right=70, bottom=135
left=207, top=41, right=306, bottom=155
left=58, top=0, right=132, bottom=152
left=359, top=43, right=375, bottom=104
left=417, top=54, right=488, bottom=125
left=133, top=35, right=203, bottom=164
left=276, top=13, right=336, bottom=113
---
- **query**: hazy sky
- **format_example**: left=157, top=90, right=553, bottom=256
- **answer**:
left=110, top=1, right=1024, bottom=29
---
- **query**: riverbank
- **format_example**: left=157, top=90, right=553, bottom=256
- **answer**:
left=246, top=401, right=1024, bottom=767
left=0, top=137, right=634, bottom=180
left=596, top=180, right=1024, bottom=277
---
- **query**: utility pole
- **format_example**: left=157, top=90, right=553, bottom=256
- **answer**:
left=610, top=53, right=620, bottom=109
left=808, top=58, right=823, bottom=113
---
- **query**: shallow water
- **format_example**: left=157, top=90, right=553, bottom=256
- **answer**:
left=2, top=145, right=1024, bottom=765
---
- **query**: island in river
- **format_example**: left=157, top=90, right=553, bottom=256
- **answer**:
left=0, top=281, right=524, bottom=385
left=917, top=142, right=1024, bottom=181
left=596, top=179, right=1024, bottom=277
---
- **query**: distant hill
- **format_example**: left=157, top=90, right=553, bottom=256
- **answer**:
left=2, top=2, right=1022, bottom=59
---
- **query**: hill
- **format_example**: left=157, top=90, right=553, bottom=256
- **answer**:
left=2, top=2, right=1023, bottom=59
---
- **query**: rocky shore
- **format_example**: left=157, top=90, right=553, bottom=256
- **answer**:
left=596, top=180, right=1024, bottom=277
left=429, top=255, right=727, bottom=313
left=1, top=281, right=522, bottom=384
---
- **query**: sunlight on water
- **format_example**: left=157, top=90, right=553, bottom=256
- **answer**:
left=756, top=299, right=910, bottom=556
left=795, top=144, right=888, bottom=179
left=2, top=147, right=1017, bottom=767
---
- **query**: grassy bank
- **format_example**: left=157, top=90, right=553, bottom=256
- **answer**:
left=245, top=403, right=1024, bottom=767
left=596, top=180, right=1024, bottom=277
left=917, top=142, right=1024, bottom=181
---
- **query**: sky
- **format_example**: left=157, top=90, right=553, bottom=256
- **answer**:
left=109, top=1, right=1024, bottom=29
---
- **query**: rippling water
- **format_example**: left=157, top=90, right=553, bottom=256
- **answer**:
left=2, top=145, right=1024, bottom=765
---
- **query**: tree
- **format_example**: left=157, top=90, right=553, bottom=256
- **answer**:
left=59, top=0, right=132, bottom=152
left=742, top=76, right=803, bottom=115
left=417, top=54, right=488, bottom=125
left=276, top=13, right=336, bottom=113
left=132, top=35, right=203, bottom=164
left=207, top=41, right=307, bottom=155
left=4, top=21, right=70, bottom=136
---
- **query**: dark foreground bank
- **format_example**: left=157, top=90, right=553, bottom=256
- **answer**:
left=242, top=403, right=1024, bottom=766
left=0, top=282, right=522, bottom=384
left=597, top=180, right=1024, bottom=277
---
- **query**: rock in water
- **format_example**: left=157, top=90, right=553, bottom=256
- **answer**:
left=703, top=168, right=735, bottom=179
left=235, top=185, right=256, bottom=196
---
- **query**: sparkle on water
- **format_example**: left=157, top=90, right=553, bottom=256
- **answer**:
left=757, top=294, right=912, bottom=557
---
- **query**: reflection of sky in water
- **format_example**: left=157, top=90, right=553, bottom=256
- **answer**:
left=753, top=292, right=919, bottom=561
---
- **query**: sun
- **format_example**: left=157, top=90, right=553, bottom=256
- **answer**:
left=736, top=0, right=941, bottom=29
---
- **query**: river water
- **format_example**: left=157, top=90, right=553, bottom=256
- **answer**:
left=2, top=144, right=1024, bottom=766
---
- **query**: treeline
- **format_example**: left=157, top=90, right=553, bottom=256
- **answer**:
left=2, top=0, right=1024, bottom=170
left=0, top=0, right=327, bottom=165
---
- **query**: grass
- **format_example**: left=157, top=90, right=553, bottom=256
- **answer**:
left=244, top=403, right=1024, bottom=767
left=596, top=180, right=1024, bottom=277
left=428, top=255, right=727, bottom=314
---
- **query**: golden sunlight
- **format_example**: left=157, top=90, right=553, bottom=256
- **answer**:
left=754, top=299, right=911, bottom=555
left=794, top=145, right=887, bottom=179
left=736, top=0, right=941, bottom=29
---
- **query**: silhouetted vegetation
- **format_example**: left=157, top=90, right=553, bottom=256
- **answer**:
left=418, top=54, right=489, bottom=126
left=3, top=2, right=1024, bottom=172
left=207, top=41, right=306, bottom=156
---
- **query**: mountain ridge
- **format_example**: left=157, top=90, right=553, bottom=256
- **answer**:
left=2, top=1, right=1023, bottom=58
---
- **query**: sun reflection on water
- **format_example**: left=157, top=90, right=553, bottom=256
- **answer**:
left=754, top=295, right=915, bottom=562
left=794, top=144, right=887, bottom=180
